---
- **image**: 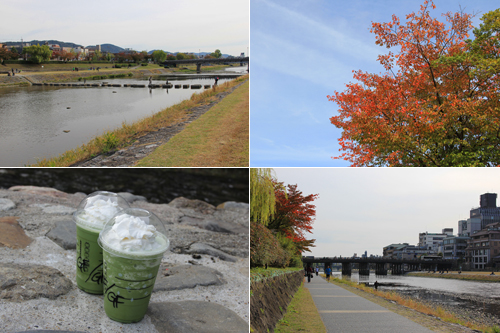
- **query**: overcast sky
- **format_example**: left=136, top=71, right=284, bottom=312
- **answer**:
left=250, top=0, right=500, bottom=166
left=1, top=0, right=249, bottom=56
left=273, top=168, right=500, bottom=258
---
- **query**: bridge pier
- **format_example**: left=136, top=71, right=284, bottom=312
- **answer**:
left=342, top=262, right=352, bottom=276
left=375, top=263, right=387, bottom=275
left=359, top=262, right=370, bottom=276
left=391, top=263, right=403, bottom=275
left=196, top=63, right=201, bottom=73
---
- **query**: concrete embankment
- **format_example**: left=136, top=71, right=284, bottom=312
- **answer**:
left=250, top=270, right=304, bottom=333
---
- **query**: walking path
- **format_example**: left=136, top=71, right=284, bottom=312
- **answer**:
left=305, top=275, right=433, bottom=332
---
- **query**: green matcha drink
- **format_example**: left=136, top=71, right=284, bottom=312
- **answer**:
left=99, top=208, right=169, bottom=323
left=73, top=191, right=129, bottom=294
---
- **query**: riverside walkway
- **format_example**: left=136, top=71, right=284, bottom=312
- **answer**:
left=305, top=275, right=432, bottom=332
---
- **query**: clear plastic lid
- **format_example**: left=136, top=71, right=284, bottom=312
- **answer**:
left=73, top=191, right=130, bottom=231
left=98, top=208, right=169, bottom=260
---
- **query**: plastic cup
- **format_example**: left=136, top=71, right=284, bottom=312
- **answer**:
left=98, top=208, right=169, bottom=323
left=73, top=191, right=130, bottom=294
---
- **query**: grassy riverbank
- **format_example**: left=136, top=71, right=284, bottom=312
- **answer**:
left=407, top=271, right=500, bottom=282
left=329, top=276, right=500, bottom=333
left=135, top=80, right=248, bottom=167
left=0, top=62, right=237, bottom=87
left=274, top=282, right=326, bottom=333
left=29, top=75, right=248, bottom=167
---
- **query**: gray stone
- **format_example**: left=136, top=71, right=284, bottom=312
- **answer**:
left=31, top=203, right=75, bottom=215
left=0, top=263, right=73, bottom=301
left=45, top=220, right=77, bottom=250
left=147, top=301, right=248, bottom=333
left=185, top=243, right=238, bottom=262
left=154, top=265, right=224, bottom=292
left=0, top=198, right=15, bottom=211
left=15, top=331, right=87, bottom=333
left=169, top=197, right=215, bottom=214
left=180, top=216, right=247, bottom=234
left=117, top=192, right=147, bottom=204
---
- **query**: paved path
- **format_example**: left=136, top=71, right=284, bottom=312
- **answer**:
left=305, top=275, right=433, bottom=333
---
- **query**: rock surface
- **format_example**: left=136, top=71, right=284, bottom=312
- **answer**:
left=0, top=186, right=249, bottom=333
left=0, top=217, right=32, bottom=249
left=147, top=301, right=249, bottom=332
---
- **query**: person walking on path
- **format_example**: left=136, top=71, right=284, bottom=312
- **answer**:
left=316, top=267, right=319, bottom=276
left=307, top=266, right=313, bottom=283
left=325, top=265, right=332, bottom=282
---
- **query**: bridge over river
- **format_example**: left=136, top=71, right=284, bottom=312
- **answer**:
left=302, top=256, right=455, bottom=276
left=163, top=57, right=249, bottom=72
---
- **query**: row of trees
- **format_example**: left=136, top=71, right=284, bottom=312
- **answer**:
left=250, top=169, right=318, bottom=268
left=0, top=45, right=224, bottom=65
left=329, top=2, right=500, bottom=166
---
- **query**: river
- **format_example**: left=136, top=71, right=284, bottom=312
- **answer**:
left=332, top=272, right=500, bottom=325
left=0, top=73, right=242, bottom=167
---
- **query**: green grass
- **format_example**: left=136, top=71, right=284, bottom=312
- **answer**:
left=274, top=282, right=326, bottom=333
left=135, top=80, right=249, bottom=167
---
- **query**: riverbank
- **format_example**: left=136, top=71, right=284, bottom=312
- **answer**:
left=407, top=271, right=500, bottom=282
left=30, top=75, right=249, bottom=167
left=0, top=62, right=239, bottom=87
left=330, top=276, right=500, bottom=332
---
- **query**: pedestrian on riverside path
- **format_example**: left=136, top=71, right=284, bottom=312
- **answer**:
left=325, top=266, right=332, bottom=282
left=315, top=267, right=319, bottom=276
left=307, top=266, right=313, bottom=283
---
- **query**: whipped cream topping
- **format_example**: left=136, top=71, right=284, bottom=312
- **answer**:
left=103, top=214, right=161, bottom=252
left=77, top=197, right=121, bottom=228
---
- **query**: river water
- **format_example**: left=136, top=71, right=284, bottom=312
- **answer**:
left=0, top=73, right=241, bottom=167
left=332, top=272, right=500, bottom=324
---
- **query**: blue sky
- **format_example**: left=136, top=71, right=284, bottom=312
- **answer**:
left=250, top=0, right=499, bottom=167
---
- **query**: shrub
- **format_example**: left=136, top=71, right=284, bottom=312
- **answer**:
left=251, top=222, right=290, bottom=268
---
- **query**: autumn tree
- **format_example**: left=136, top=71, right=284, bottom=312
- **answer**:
left=268, top=183, right=318, bottom=252
left=328, top=2, right=500, bottom=166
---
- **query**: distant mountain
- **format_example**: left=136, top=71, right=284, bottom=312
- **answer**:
left=1, top=40, right=240, bottom=57
left=2, top=40, right=84, bottom=48
left=97, top=44, right=124, bottom=53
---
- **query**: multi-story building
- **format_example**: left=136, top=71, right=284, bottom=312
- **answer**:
left=469, top=193, right=500, bottom=229
left=419, top=228, right=453, bottom=253
left=443, top=234, right=469, bottom=259
left=383, top=243, right=431, bottom=259
left=458, top=218, right=482, bottom=236
left=464, top=222, right=500, bottom=269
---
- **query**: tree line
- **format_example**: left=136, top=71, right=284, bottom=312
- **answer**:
left=250, top=169, right=319, bottom=268
left=0, top=45, right=224, bottom=65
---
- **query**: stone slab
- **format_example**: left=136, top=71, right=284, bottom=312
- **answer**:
left=45, top=220, right=77, bottom=250
left=0, top=198, right=16, bottom=211
left=185, top=243, right=238, bottom=262
left=147, top=301, right=249, bottom=333
left=0, top=217, right=32, bottom=249
left=0, top=263, right=73, bottom=302
left=154, top=265, right=224, bottom=292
